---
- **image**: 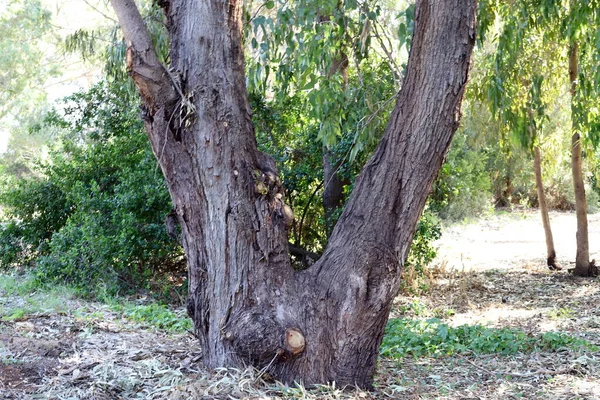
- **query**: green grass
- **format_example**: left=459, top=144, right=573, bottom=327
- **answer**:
left=0, top=273, right=75, bottom=321
left=0, top=272, right=192, bottom=333
left=0, top=273, right=39, bottom=296
left=381, top=318, right=597, bottom=359
left=110, top=302, right=192, bottom=333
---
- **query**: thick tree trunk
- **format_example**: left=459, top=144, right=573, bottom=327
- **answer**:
left=568, top=41, right=593, bottom=276
left=111, top=0, right=476, bottom=387
left=533, top=146, right=561, bottom=270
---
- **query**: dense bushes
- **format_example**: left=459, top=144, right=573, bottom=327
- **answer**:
left=0, top=82, right=183, bottom=298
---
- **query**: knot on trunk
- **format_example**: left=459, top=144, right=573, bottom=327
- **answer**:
left=226, top=311, right=301, bottom=366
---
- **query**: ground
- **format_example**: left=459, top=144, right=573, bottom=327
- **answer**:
left=1, top=209, right=599, bottom=399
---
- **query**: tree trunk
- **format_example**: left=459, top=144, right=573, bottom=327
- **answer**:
left=533, top=145, right=561, bottom=270
left=568, top=41, right=593, bottom=276
left=110, top=0, right=476, bottom=387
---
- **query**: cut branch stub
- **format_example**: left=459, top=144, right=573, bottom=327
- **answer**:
left=285, top=328, right=305, bottom=356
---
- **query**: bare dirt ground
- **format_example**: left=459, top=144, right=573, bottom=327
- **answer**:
left=1, top=209, right=599, bottom=399
left=435, top=209, right=600, bottom=271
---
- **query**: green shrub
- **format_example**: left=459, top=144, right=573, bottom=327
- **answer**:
left=400, top=210, right=442, bottom=294
left=430, top=105, right=494, bottom=221
left=406, top=210, right=441, bottom=270
left=0, top=81, right=184, bottom=299
left=0, top=177, right=70, bottom=268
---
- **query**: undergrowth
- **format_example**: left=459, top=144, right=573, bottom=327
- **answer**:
left=0, top=273, right=75, bottom=321
left=0, top=272, right=191, bottom=332
left=381, top=318, right=597, bottom=359
left=110, top=302, right=192, bottom=333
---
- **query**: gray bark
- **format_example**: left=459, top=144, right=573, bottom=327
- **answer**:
left=533, top=146, right=561, bottom=270
left=110, top=0, right=477, bottom=386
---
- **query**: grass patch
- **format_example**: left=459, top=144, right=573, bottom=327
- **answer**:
left=0, top=272, right=75, bottom=321
left=381, top=318, right=597, bottom=359
left=111, top=302, right=192, bottom=333
left=0, top=273, right=39, bottom=296
left=0, top=272, right=191, bottom=333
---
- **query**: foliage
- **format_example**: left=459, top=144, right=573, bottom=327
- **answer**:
left=401, top=210, right=442, bottom=294
left=246, top=0, right=406, bottom=245
left=477, top=0, right=600, bottom=203
left=431, top=107, right=494, bottom=220
left=112, top=302, right=192, bottom=333
left=0, top=0, right=56, bottom=119
left=0, top=177, right=70, bottom=267
left=406, top=211, right=441, bottom=269
left=381, top=318, right=597, bottom=359
left=246, top=0, right=407, bottom=148
left=249, top=53, right=401, bottom=249
left=0, top=82, right=183, bottom=298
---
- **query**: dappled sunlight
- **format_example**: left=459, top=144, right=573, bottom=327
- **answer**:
left=536, top=375, right=600, bottom=399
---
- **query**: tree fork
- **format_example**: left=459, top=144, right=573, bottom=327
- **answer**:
left=111, top=0, right=477, bottom=387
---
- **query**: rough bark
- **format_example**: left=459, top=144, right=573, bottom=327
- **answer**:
left=111, top=0, right=476, bottom=387
left=568, top=41, right=594, bottom=276
left=533, top=146, right=561, bottom=270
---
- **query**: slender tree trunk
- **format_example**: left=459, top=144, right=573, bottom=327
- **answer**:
left=568, top=41, right=593, bottom=276
left=322, top=46, right=349, bottom=238
left=533, top=145, right=561, bottom=270
left=110, top=0, right=476, bottom=386
left=322, top=148, right=346, bottom=237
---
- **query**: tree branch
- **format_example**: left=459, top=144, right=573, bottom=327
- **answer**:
left=110, top=0, right=175, bottom=107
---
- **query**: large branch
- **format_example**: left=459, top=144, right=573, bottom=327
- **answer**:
left=110, top=0, right=175, bottom=107
left=325, top=0, right=476, bottom=262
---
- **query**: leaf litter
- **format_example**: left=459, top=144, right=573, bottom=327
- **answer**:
left=1, top=211, right=599, bottom=399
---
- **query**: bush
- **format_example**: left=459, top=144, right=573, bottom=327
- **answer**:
left=430, top=112, right=493, bottom=221
left=0, top=177, right=70, bottom=268
left=0, top=81, right=184, bottom=298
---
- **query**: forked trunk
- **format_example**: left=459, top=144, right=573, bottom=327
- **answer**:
left=568, top=41, right=594, bottom=276
left=533, top=146, right=561, bottom=270
left=110, top=0, right=477, bottom=386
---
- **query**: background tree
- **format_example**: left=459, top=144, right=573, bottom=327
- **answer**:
left=479, top=23, right=566, bottom=270
left=480, top=0, right=600, bottom=276
left=109, top=0, right=476, bottom=386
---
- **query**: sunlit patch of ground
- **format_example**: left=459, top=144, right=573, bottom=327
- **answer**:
left=435, top=209, right=600, bottom=271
